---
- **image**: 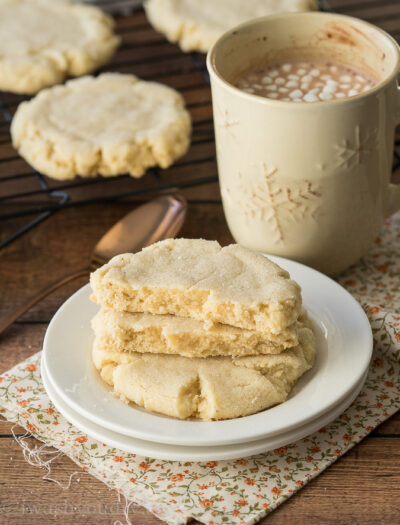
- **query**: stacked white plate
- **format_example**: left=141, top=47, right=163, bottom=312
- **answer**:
left=42, top=256, right=373, bottom=461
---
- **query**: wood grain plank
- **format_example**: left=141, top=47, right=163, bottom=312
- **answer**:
left=0, top=435, right=399, bottom=524
left=0, top=438, right=158, bottom=525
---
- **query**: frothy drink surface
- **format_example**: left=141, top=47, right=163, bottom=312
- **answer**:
left=234, top=60, right=377, bottom=102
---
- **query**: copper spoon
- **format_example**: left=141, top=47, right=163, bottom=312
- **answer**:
left=0, top=194, right=187, bottom=335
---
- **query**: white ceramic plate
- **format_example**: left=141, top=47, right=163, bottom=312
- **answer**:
left=42, top=356, right=367, bottom=461
left=43, top=255, right=372, bottom=447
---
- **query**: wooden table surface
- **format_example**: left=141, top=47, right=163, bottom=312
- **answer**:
left=1, top=1, right=400, bottom=523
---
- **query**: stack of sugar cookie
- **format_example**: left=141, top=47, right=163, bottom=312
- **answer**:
left=90, top=238, right=316, bottom=420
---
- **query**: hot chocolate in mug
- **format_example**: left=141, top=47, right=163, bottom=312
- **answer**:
left=207, top=12, right=400, bottom=275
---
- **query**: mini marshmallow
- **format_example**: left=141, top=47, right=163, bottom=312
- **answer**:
left=303, top=93, right=319, bottom=102
left=289, top=89, right=303, bottom=99
left=234, top=59, right=375, bottom=104
left=323, top=84, right=337, bottom=94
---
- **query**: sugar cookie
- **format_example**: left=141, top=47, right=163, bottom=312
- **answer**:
left=92, top=322, right=315, bottom=420
left=0, top=0, right=120, bottom=94
left=11, top=73, right=191, bottom=179
left=145, top=0, right=318, bottom=53
left=90, top=238, right=302, bottom=335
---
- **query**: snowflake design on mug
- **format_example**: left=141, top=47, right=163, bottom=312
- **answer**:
left=221, top=163, right=322, bottom=243
left=335, top=125, right=378, bottom=170
left=216, top=104, right=239, bottom=136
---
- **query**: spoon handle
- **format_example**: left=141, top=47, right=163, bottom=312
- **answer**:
left=1, top=194, right=187, bottom=336
left=0, top=268, right=88, bottom=336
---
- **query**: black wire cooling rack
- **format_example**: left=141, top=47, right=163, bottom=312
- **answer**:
left=1, top=1, right=399, bottom=250
left=0, top=31, right=217, bottom=250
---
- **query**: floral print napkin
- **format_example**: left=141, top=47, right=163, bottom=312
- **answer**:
left=1, top=213, right=400, bottom=525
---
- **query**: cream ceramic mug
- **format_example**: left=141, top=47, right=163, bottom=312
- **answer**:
left=207, top=12, right=400, bottom=275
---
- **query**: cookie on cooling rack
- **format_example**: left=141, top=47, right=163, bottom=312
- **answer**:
left=144, top=0, right=319, bottom=53
left=0, top=0, right=120, bottom=94
left=11, top=73, right=192, bottom=180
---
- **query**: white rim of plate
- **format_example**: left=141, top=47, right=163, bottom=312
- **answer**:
left=41, top=355, right=368, bottom=461
left=43, top=255, right=373, bottom=447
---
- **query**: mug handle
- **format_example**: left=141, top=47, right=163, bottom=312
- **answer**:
left=385, top=86, right=400, bottom=218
